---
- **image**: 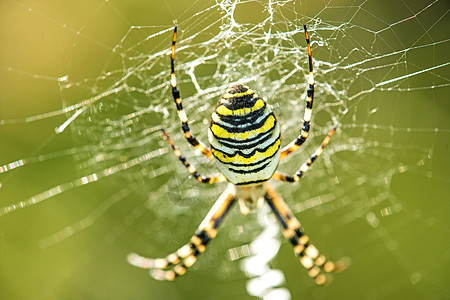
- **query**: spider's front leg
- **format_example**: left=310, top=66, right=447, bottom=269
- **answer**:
left=128, top=184, right=237, bottom=280
left=263, top=183, right=349, bottom=285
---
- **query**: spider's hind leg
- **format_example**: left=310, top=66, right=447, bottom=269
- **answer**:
left=280, top=24, right=315, bottom=160
left=263, top=183, right=349, bottom=285
left=170, top=26, right=213, bottom=160
left=128, top=184, right=237, bottom=280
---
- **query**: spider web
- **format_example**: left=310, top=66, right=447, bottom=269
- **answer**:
left=1, top=0, right=449, bottom=299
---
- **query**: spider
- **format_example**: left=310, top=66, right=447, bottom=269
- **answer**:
left=128, top=25, right=348, bottom=285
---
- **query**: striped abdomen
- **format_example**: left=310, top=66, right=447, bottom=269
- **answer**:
left=208, top=84, right=281, bottom=185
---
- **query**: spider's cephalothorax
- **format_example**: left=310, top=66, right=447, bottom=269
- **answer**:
left=128, top=25, right=348, bottom=285
left=208, top=83, right=281, bottom=186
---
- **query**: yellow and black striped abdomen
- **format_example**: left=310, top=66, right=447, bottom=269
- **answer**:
left=208, top=84, right=281, bottom=185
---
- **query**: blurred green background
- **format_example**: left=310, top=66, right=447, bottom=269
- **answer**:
left=1, top=0, right=449, bottom=299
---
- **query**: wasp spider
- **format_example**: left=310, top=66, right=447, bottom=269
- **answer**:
left=128, top=25, right=348, bottom=285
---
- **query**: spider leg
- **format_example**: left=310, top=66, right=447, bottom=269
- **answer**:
left=263, top=183, right=348, bottom=285
left=161, top=128, right=227, bottom=184
left=128, top=184, right=237, bottom=280
left=170, top=26, right=213, bottom=161
left=280, top=24, right=315, bottom=160
left=273, top=125, right=336, bottom=183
